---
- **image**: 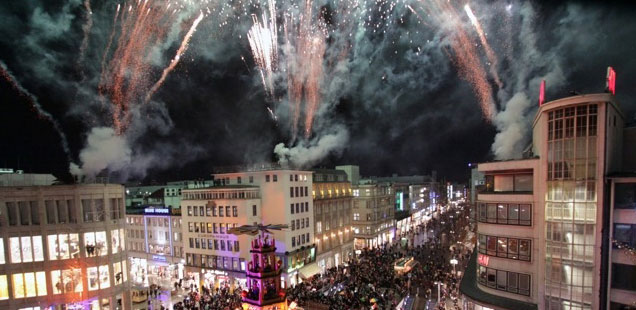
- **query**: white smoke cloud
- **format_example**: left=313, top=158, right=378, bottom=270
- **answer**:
left=491, top=2, right=566, bottom=160
left=274, top=125, right=349, bottom=168
left=70, top=127, right=131, bottom=177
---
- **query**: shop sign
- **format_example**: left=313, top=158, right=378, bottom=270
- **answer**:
left=477, top=254, right=489, bottom=266
left=145, top=207, right=170, bottom=214
left=152, top=255, right=167, bottom=262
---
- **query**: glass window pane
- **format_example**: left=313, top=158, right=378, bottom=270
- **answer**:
left=51, top=270, right=62, bottom=294
left=22, top=237, right=34, bottom=262
left=10, top=238, right=21, bottom=263
left=99, top=265, right=110, bottom=289
left=32, top=236, right=43, bottom=262
left=6, top=202, right=17, bottom=226
left=0, top=240, right=4, bottom=264
left=24, top=273, right=36, bottom=297
left=48, top=235, right=58, bottom=260
left=497, top=270, right=507, bottom=289
left=13, top=274, right=25, bottom=298
left=88, top=267, right=98, bottom=291
left=30, top=202, right=40, bottom=225
left=19, top=202, right=30, bottom=225
left=0, top=275, right=8, bottom=300
left=36, top=271, right=47, bottom=296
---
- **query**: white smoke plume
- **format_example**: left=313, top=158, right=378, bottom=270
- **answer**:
left=274, top=125, right=349, bottom=168
left=70, top=127, right=130, bottom=177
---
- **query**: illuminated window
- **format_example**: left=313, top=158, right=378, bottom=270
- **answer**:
left=9, top=236, right=43, bottom=263
left=84, top=231, right=108, bottom=257
left=99, top=265, right=110, bottom=289
left=111, top=229, right=123, bottom=254
left=0, top=275, right=7, bottom=300
left=12, top=272, right=46, bottom=298
left=48, top=233, right=80, bottom=260
left=88, top=267, right=98, bottom=291
left=51, top=269, right=82, bottom=294
left=114, top=262, right=124, bottom=285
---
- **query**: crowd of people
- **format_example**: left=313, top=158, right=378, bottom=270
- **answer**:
left=172, top=284, right=243, bottom=310
left=166, top=205, right=472, bottom=310
left=287, top=204, right=473, bottom=310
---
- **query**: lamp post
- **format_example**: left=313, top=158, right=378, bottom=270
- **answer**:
left=435, top=281, right=441, bottom=304
left=450, top=258, right=458, bottom=276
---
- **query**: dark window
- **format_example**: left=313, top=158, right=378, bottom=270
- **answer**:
left=614, top=224, right=636, bottom=247
left=290, top=204, right=294, bottom=214
left=232, top=206, right=238, bottom=217
left=295, top=187, right=299, bottom=197
left=615, top=183, right=636, bottom=210
left=266, top=175, right=270, bottom=182
left=94, top=199, right=104, bottom=221
left=225, top=206, right=230, bottom=217
left=6, top=202, right=17, bottom=226
left=612, top=263, right=636, bottom=291
left=296, top=204, right=300, bottom=214
left=252, top=205, right=257, bottom=216
left=304, top=187, right=308, bottom=196
left=478, top=202, right=531, bottom=226
left=19, top=201, right=29, bottom=225
left=219, top=206, right=224, bottom=217
left=249, top=176, right=254, bottom=183
left=273, top=175, right=278, bottom=182
left=290, top=187, right=294, bottom=197
left=237, top=177, right=242, bottom=184
left=200, top=206, right=204, bottom=216
left=82, top=199, right=92, bottom=222
left=30, top=201, right=40, bottom=225
left=46, top=201, right=56, bottom=224
left=295, top=174, right=299, bottom=182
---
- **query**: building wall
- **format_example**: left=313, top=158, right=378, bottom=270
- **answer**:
left=312, top=172, right=354, bottom=271
left=0, top=184, right=130, bottom=310
left=351, top=183, right=395, bottom=249
left=607, top=178, right=636, bottom=309
left=477, top=159, right=541, bottom=305
left=180, top=187, right=260, bottom=289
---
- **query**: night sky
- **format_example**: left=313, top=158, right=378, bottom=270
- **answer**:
left=1, top=0, right=635, bottom=184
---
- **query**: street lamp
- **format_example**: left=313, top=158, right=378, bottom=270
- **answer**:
left=450, top=258, right=458, bottom=275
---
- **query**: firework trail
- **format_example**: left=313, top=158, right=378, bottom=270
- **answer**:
left=145, top=12, right=205, bottom=104
left=419, top=0, right=495, bottom=120
left=247, top=0, right=278, bottom=99
left=78, top=0, right=93, bottom=71
left=98, top=4, right=121, bottom=100
left=0, top=61, right=71, bottom=160
left=464, top=4, right=502, bottom=89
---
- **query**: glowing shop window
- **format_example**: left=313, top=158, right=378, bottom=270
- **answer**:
left=0, top=239, right=5, bottom=264
left=122, top=260, right=127, bottom=282
left=51, top=269, right=83, bottom=294
left=48, top=234, right=80, bottom=260
left=0, top=275, right=8, bottom=300
left=12, top=272, right=46, bottom=298
left=10, top=236, right=43, bottom=263
left=113, top=262, right=123, bottom=285
left=84, top=231, right=108, bottom=257
left=88, top=267, right=99, bottom=291
left=112, top=229, right=125, bottom=254
left=21, top=237, right=33, bottom=262
left=36, top=271, right=47, bottom=296
left=99, top=265, right=110, bottom=289
left=120, top=228, right=125, bottom=251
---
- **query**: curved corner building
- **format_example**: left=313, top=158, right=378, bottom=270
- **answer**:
left=461, top=92, right=628, bottom=310
left=0, top=179, right=130, bottom=310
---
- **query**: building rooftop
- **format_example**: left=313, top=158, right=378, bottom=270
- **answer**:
left=182, top=184, right=260, bottom=190
left=459, top=251, right=537, bottom=310
left=0, top=170, right=57, bottom=186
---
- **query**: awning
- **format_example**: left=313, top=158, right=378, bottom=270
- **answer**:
left=299, top=262, right=322, bottom=279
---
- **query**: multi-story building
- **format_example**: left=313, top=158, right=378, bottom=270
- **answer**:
left=460, top=88, right=636, bottom=310
left=0, top=172, right=129, bottom=310
left=181, top=166, right=315, bottom=289
left=126, top=206, right=184, bottom=290
left=311, top=169, right=354, bottom=272
left=351, top=180, right=395, bottom=249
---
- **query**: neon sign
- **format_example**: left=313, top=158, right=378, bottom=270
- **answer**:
left=477, top=254, right=490, bottom=266
left=152, top=255, right=167, bottom=262
left=539, top=80, right=546, bottom=106
left=144, top=207, right=170, bottom=214
left=606, top=66, right=616, bottom=95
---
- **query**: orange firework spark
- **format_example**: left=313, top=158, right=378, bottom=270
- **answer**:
left=464, top=4, right=502, bottom=89
left=98, top=0, right=203, bottom=135
left=145, top=12, right=204, bottom=103
left=421, top=0, right=495, bottom=121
